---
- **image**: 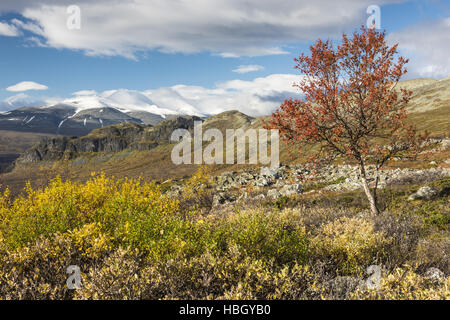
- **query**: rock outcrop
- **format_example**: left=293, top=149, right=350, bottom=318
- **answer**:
left=15, top=116, right=202, bottom=164
left=207, top=163, right=450, bottom=206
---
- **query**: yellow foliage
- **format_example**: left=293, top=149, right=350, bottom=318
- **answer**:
left=312, top=217, right=390, bottom=275
left=182, top=165, right=214, bottom=199
left=352, top=266, right=450, bottom=300
left=0, top=173, right=179, bottom=249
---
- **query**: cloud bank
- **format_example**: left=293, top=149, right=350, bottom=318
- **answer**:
left=3, top=0, right=395, bottom=59
left=388, top=17, right=450, bottom=79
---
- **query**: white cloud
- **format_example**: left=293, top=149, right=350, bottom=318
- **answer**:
left=233, top=65, right=265, bottom=74
left=388, top=18, right=450, bottom=79
left=5, top=0, right=396, bottom=59
left=0, top=22, right=20, bottom=36
left=6, top=81, right=48, bottom=92
left=73, top=90, right=97, bottom=96
left=0, top=93, right=46, bottom=111
left=5, top=93, right=28, bottom=104
left=147, top=74, right=305, bottom=116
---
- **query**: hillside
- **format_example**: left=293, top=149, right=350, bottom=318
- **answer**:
left=1, top=77, right=449, bottom=196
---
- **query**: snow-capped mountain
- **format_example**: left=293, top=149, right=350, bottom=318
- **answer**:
left=0, top=89, right=206, bottom=136
left=62, top=89, right=182, bottom=117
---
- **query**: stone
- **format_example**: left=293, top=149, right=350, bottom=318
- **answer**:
left=253, top=194, right=266, bottom=200
left=267, top=189, right=281, bottom=199
left=408, top=186, right=439, bottom=201
left=424, top=267, right=445, bottom=283
left=279, top=184, right=302, bottom=196
left=212, top=192, right=236, bottom=206
left=260, top=166, right=280, bottom=178
left=254, top=178, right=271, bottom=187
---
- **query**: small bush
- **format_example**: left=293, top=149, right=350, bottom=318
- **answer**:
left=212, top=209, right=309, bottom=265
left=312, top=217, right=390, bottom=275
left=352, top=266, right=449, bottom=300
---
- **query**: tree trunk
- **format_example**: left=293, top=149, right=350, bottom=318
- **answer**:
left=361, top=176, right=379, bottom=215
left=359, top=161, right=380, bottom=216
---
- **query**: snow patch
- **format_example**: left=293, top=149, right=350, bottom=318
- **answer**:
left=25, top=116, right=35, bottom=124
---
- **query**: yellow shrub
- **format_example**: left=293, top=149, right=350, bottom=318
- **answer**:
left=0, top=173, right=179, bottom=250
left=352, top=266, right=450, bottom=300
left=312, top=217, right=390, bottom=275
left=182, top=165, right=214, bottom=200
left=67, top=223, right=113, bottom=258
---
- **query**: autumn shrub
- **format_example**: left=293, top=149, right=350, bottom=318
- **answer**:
left=178, top=165, right=215, bottom=214
left=74, top=247, right=155, bottom=300
left=0, top=173, right=315, bottom=300
left=312, top=217, right=390, bottom=275
left=373, top=212, right=422, bottom=270
left=416, top=238, right=450, bottom=274
left=352, top=266, right=449, bottom=300
left=75, top=245, right=318, bottom=300
left=211, top=209, right=309, bottom=265
left=0, top=223, right=112, bottom=300
left=0, top=174, right=179, bottom=252
left=0, top=170, right=447, bottom=300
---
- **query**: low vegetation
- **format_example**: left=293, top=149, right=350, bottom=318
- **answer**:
left=0, top=168, right=448, bottom=300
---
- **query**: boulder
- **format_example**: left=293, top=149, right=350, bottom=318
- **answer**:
left=253, top=194, right=266, bottom=200
left=254, top=178, right=271, bottom=187
left=408, top=186, right=439, bottom=201
left=267, top=189, right=281, bottom=199
left=280, top=184, right=303, bottom=196
left=424, top=267, right=445, bottom=283
left=212, top=192, right=236, bottom=206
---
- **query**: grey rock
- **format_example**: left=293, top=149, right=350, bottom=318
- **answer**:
left=260, top=166, right=280, bottom=179
left=16, top=116, right=202, bottom=164
left=408, top=186, right=439, bottom=201
left=253, top=194, right=266, bottom=200
left=213, top=192, right=236, bottom=206
left=267, top=189, right=281, bottom=199
left=424, top=267, right=445, bottom=283
left=254, top=178, right=271, bottom=187
left=279, top=184, right=302, bottom=196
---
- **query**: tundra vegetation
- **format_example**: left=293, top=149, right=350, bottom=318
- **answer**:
left=0, top=168, right=448, bottom=300
left=0, top=28, right=448, bottom=300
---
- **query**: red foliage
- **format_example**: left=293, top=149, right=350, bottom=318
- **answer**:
left=268, top=26, right=425, bottom=214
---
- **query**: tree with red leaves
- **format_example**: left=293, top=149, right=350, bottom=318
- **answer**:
left=269, top=27, right=423, bottom=215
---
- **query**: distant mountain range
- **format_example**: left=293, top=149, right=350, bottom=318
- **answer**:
left=0, top=77, right=448, bottom=137
left=0, top=89, right=207, bottom=136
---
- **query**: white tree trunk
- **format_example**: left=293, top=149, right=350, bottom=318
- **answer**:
left=359, top=161, right=379, bottom=216
left=361, top=176, right=379, bottom=215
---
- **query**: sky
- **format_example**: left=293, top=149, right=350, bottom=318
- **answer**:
left=0, top=0, right=449, bottom=116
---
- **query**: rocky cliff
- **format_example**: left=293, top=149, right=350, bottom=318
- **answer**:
left=16, top=115, right=202, bottom=164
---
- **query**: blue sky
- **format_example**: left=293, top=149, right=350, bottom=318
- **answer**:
left=0, top=0, right=449, bottom=115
